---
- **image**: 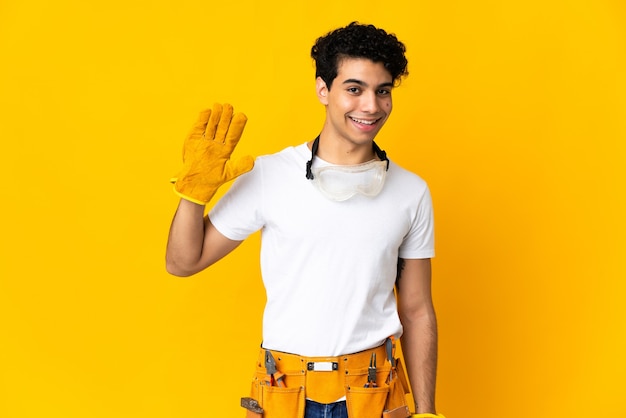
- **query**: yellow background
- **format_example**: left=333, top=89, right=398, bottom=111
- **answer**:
left=1, top=1, right=625, bottom=417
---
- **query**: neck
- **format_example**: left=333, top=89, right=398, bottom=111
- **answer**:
left=308, top=133, right=377, bottom=165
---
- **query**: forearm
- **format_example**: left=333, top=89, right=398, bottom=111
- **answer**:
left=166, top=103, right=252, bottom=276
left=166, top=199, right=207, bottom=276
left=400, top=307, right=438, bottom=414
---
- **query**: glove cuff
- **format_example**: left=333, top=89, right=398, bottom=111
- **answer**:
left=172, top=184, right=212, bottom=206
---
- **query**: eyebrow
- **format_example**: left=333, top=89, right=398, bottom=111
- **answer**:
left=342, top=78, right=394, bottom=89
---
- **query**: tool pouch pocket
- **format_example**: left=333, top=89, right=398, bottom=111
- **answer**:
left=248, top=371, right=305, bottom=418
left=346, top=385, right=389, bottom=418
left=383, top=359, right=411, bottom=416
left=345, top=366, right=390, bottom=418
left=382, top=377, right=410, bottom=418
left=344, top=358, right=411, bottom=418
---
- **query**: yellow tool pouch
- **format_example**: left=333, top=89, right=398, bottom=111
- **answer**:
left=382, top=363, right=411, bottom=417
left=243, top=342, right=411, bottom=418
left=344, top=352, right=410, bottom=418
left=247, top=349, right=306, bottom=418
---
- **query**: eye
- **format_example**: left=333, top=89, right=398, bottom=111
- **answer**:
left=377, top=89, right=391, bottom=96
left=347, top=86, right=361, bottom=94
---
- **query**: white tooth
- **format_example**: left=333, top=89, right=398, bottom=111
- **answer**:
left=352, top=117, right=375, bottom=125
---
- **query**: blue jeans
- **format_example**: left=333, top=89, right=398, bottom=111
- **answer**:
left=304, top=399, right=348, bottom=418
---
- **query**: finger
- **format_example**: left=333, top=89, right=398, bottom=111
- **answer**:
left=204, top=103, right=223, bottom=139
left=214, top=103, right=234, bottom=143
left=223, top=155, right=255, bottom=181
left=224, top=112, right=248, bottom=148
left=183, top=108, right=212, bottom=160
left=188, top=109, right=211, bottom=138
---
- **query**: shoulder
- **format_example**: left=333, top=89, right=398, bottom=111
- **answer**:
left=256, top=143, right=309, bottom=163
left=252, top=143, right=310, bottom=176
left=387, top=160, right=430, bottom=193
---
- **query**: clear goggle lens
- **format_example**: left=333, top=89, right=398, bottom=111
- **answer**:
left=311, top=160, right=387, bottom=201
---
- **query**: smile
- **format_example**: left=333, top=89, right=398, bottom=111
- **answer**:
left=349, top=116, right=380, bottom=125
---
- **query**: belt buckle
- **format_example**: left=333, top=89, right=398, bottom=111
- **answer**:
left=307, top=361, right=338, bottom=372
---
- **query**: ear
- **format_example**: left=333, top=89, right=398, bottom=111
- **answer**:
left=316, top=77, right=329, bottom=105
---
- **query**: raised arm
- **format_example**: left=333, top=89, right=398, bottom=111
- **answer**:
left=396, top=258, right=439, bottom=415
left=166, top=200, right=242, bottom=276
left=165, top=103, right=253, bottom=276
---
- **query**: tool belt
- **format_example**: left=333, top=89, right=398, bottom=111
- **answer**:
left=241, top=339, right=411, bottom=418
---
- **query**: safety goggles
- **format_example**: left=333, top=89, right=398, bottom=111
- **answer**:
left=306, top=136, right=390, bottom=201
left=311, top=160, right=388, bottom=201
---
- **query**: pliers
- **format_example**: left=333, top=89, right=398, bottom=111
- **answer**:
left=264, top=350, right=285, bottom=387
left=364, top=352, right=378, bottom=387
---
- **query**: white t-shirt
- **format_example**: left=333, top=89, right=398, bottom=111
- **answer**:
left=209, top=143, right=434, bottom=356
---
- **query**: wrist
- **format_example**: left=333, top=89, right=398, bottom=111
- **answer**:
left=173, top=184, right=212, bottom=206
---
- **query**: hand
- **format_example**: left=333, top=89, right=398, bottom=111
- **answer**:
left=172, top=103, right=254, bottom=205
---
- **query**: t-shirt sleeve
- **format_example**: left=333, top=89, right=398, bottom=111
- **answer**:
left=398, top=184, right=435, bottom=259
left=208, top=158, right=265, bottom=241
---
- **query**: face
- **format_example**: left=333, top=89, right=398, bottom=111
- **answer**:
left=317, top=57, right=394, bottom=150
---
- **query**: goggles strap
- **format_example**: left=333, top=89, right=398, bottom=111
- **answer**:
left=305, top=135, right=320, bottom=179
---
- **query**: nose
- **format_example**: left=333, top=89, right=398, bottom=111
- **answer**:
left=360, top=91, right=381, bottom=114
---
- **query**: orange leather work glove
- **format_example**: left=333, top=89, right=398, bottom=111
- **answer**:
left=171, top=103, right=254, bottom=205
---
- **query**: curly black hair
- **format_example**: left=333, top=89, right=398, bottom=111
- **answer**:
left=311, top=22, right=408, bottom=89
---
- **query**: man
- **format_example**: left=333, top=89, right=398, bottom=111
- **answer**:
left=166, top=22, right=443, bottom=418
